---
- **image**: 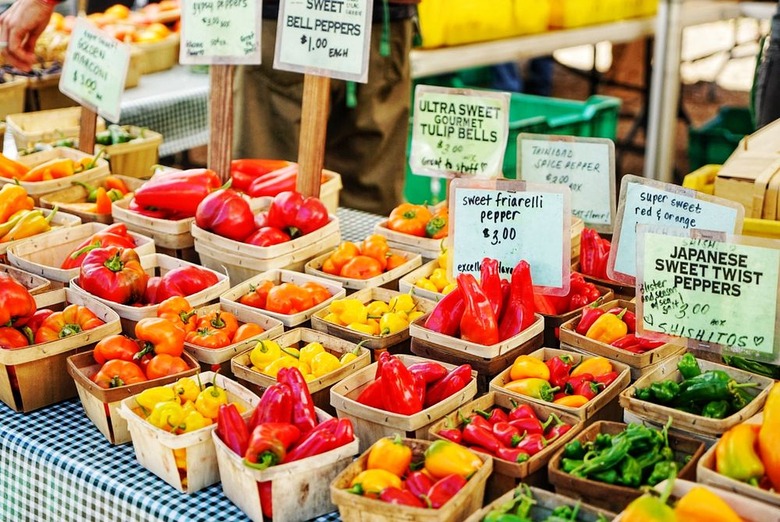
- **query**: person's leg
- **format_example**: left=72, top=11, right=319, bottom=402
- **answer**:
left=755, top=4, right=780, bottom=128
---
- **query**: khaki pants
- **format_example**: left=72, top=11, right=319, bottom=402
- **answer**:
left=234, top=18, right=413, bottom=215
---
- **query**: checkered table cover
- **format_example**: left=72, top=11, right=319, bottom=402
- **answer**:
left=0, top=208, right=384, bottom=522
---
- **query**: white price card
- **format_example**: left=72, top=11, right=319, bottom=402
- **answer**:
left=410, top=86, right=510, bottom=179
left=608, top=175, right=744, bottom=285
left=59, top=18, right=130, bottom=122
left=180, top=0, right=261, bottom=64
left=636, top=226, right=780, bottom=364
left=448, top=177, right=571, bottom=294
left=274, top=0, right=372, bottom=82
left=518, top=133, right=615, bottom=232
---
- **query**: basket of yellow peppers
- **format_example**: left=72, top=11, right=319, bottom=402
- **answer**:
left=117, top=371, right=260, bottom=493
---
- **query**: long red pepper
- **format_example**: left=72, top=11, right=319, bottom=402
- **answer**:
left=427, top=475, right=468, bottom=508
left=405, top=471, right=434, bottom=499
left=424, top=289, right=465, bottom=337
left=216, top=403, right=249, bottom=457
left=249, top=382, right=292, bottom=430
left=508, top=417, right=544, bottom=436
left=407, top=361, right=448, bottom=384
left=356, top=378, right=385, bottom=409
left=462, top=422, right=502, bottom=453
left=498, top=260, right=536, bottom=341
left=496, top=446, right=531, bottom=463
left=476, top=407, right=508, bottom=425
left=283, top=422, right=338, bottom=462
left=425, top=364, right=472, bottom=408
left=380, top=487, right=427, bottom=508
left=480, top=258, right=503, bottom=318
left=380, top=355, right=423, bottom=415
left=508, top=401, right=538, bottom=421
left=492, top=421, right=523, bottom=447
left=514, top=432, right=547, bottom=456
left=457, top=273, right=499, bottom=345
left=277, top=367, right=317, bottom=434
left=134, top=168, right=222, bottom=217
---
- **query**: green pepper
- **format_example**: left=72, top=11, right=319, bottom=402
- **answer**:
left=677, top=353, right=701, bottom=379
left=95, top=130, right=112, bottom=145
left=617, top=423, right=661, bottom=454
left=561, top=458, right=584, bottom=473
left=648, top=381, right=680, bottom=404
left=108, top=124, right=133, bottom=145
left=618, top=455, right=643, bottom=488
left=675, top=370, right=758, bottom=405
left=544, top=504, right=581, bottom=522
left=730, top=386, right=755, bottom=412
left=701, top=399, right=730, bottom=419
left=646, top=460, right=677, bottom=486
left=593, top=432, right=613, bottom=450
left=73, top=181, right=100, bottom=203
left=634, top=448, right=664, bottom=472
left=571, top=436, right=631, bottom=478
left=52, top=137, right=75, bottom=148
left=483, top=513, right=531, bottom=522
left=635, top=387, right=653, bottom=401
left=590, top=468, right=619, bottom=484
left=563, top=440, right=586, bottom=460
left=722, top=355, right=780, bottom=379
left=106, top=188, right=125, bottom=202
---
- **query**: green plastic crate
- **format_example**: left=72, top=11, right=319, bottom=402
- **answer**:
left=403, top=90, right=621, bottom=203
left=688, top=106, right=754, bottom=171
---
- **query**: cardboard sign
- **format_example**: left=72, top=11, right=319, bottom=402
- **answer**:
left=180, top=0, right=261, bottom=64
left=518, top=134, right=615, bottom=232
left=448, top=177, right=571, bottom=294
left=608, top=175, right=744, bottom=284
left=59, top=18, right=130, bottom=122
left=637, top=227, right=780, bottom=364
left=410, top=86, right=510, bottom=179
left=274, top=0, right=372, bottom=82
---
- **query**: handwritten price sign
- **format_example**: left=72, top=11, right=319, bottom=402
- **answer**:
left=637, top=228, right=780, bottom=363
left=180, top=0, right=260, bottom=64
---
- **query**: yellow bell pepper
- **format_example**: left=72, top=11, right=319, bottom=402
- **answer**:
left=299, top=342, right=325, bottom=367
left=194, top=383, right=228, bottom=419
left=172, top=377, right=200, bottom=404
left=716, top=423, right=764, bottom=483
left=388, top=294, right=416, bottom=314
left=367, top=435, right=412, bottom=477
left=570, top=357, right=613, bottom=378
left=322, top=312, right=344, bottom=325
left=262, top=356, right=299, bottom=378
left=585, top=310, right=628, bottom=344
left=674, top=486, right=742, bottom=522
left=366, top=300, right=390, bottom=319
left=330, top=298, right=368, bottom=325
left=311, top=351, right=340, bottom=377
left=347, top=469, right=402, bottom=497
left=509, top=355, right=550, bottom=381
left=0, top=184, right=33, bottom=224
left=147, top=400, right=185, bottom=431
left=429, top=268, right=450, bottom=292
left=347, top=321, right=379, bottom=336
left=407, top=310, right=425, bottom=323
left=136, top=386, right=178, bottom=413
left=424, top=439, right=482, bottom=479
left=379, top=312, right=408, bottom=336
left=414, top=278, right=438, bottom=292
left=298, top=360, right=311, bottom=375
left=250, top=339, right=282, bottom=369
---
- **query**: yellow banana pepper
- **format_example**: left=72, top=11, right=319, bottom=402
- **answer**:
left=180, top=408, right=212, bottom=433
left=347, top=321, right=379, bottom=335
left=172, top=377, right=200, bottom=403
left=249, top=340, right=281, bottom=369
left=262, top=356, right=298, bottom=378
left=442, top=283, right=457, bottom=294
left=379, top=312, right=408, bottom=336
left=310, top=351, right=340, bottom=377
left=0, top=207, right=57, bottom=243
left=322, top=312, right=344, bottom=325
left=173, top=448, right=187, bottom=469
left=136, top=386, right=178, bottom=412
left=194, top=383, right=228, bottom=419
left=299, top=342, right=325, bottom=367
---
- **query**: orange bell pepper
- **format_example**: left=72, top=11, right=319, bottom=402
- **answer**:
left=185, top=327, right=231, bottom=348
left=366, top=435, right=412, bottom=477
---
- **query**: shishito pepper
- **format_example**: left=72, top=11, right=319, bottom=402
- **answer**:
left=677, top=352, right=702, bottom=379
left=674, top=370, right=758, bottom=406
left=759, top=382, right=780, bottom=491
left=716, top=423, right=764, bottom=484
left=585, top=309, right=627, bottom=344
left=367, top=435, right=412, bottom=477
left=424, top=439, right=482, bottom=479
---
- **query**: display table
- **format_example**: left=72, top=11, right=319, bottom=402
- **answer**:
left=0, top=207, right=382, bottom=522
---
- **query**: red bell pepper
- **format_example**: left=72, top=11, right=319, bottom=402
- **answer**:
left=498, top=260, right=536, bottom=341
left=575, top=303, right=606, bottom=335
left=425, top=364, right=472, bottom=408
left=78, top=247, right=149, bottom=305
left=356, top=378, right=385, bottom=409
left=230, top=159, right=292, bottom=192
left=407, top=361, right=448, bottom=385
left=249, top=382, right=292, bottom=430
left=277, top=367, right=318, bottom=434
left=496, top=447, right=530, bottom=463
left=480, top=258, right=503, bottom=318
left=508, top=401, right=538, bottom=421
left=267, top=191, right=303, bottom=230
left=217, top=403, right=249, bottom=457
left=0, top=273, right=36, bottom=327
left=424, top=289, right=465, bottom=337
left=133, top=168, right=222, bottom=218
left=462, top=422, right=503, bottom=453
left=289, top=196, right=329, bottom=236
left=153, top=266, right=218, bottom=304
left=380, top=487, right=427, bottom=508
left=457, top=273, right=499, bottom=346
left=492, top=421, right=522, bottom=447
left=60, top=223, right=136, bottom=270
left=477, top=407, right=508, bottom=425
left=16, top=308, right=54, bottom=344
left=427, top=474, right=467, bottom=508
left=195, top=187, right=256, bottom=241
left=244, top=226, right=291, bottom=247
left=405, top=471, right=434, bottom=500
left=379, top=354, right=423, bottom=415
left=546, top=354, right=575, bottom=388
left=244, top=422, right=301, bottom=469
left=0, top=327, right=28, bottom=349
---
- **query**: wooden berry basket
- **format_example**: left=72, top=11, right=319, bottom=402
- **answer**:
left=39, top=174, right=145, bottom=224
left=133, top=32, right=180, bottom=74
left=489, top=347, right=631, bottom=423
left=0, top=288, right=121, bottom=412
left=231, top=327, right=371, bottom=415
left=95, top=127, right=163, bottom=179
left=220, top=269, right=346, bottom=328
left=0, top=262, right=51, bottom=295
left=214, top=408, right=358, bottom=522
left=67, top=350, right=199, bottom=445
left=538, top=284, right=614, bottom=348
left=310, top=286, right=437, bottom=359
left=69, top=253, right=229, bottom=335
left=118, top=371, right=261, bottom=493
left=6, top=222, right=155, bottom=285
left=305, top=247, right=423, bottom=293
left=398, top=259, right=449, bottom=303
left=465, top=485, right=615, bottom=522
left=0, top=207, right=82, bottom=261
left=619, top=355, right=773, bottom=437
left=559, top=299, right=687, bottom=380
left=329, top=354, right=478, bottom=453
left=372, top=221, right=446, bottom=260
left=547, top=420, right=706, bottom=513
left=330, top=438, right=492, bottom=522
left=184, top=303, right=285, bottom=377
left=428, top=391, right=584, bottom=500
left=6, top=107, right=105, bottom=150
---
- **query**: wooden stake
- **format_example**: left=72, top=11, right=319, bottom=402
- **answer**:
left=207, top=64, right=235, bottom=182
left=297, top=74, right=330, bottom=198
left=78, top=107, right=97, bottom=154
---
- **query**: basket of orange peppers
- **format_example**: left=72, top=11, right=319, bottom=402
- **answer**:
left=374, top=202, right=449, bottom=259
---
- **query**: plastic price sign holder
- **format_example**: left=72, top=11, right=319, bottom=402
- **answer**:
left=447, top=177, right=571, bottom=296
left=636, top=225, right=780, bottom=364
left=517, top=133, right=616, bottom=234
left=180, top=0, right=261, bottom=181
left=59, top=17, right=131, bottom=153
left=274, top=0, right=373, bottom=197
left=607, top=174, right=744, bottom=286
left=410, top=86, right=510, bottom=181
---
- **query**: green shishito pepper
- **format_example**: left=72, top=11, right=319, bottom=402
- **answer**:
left=677, top=353, right=701, bottom=379
left=563, top=440, right=585, bottom=460
left=722, top=355, right=780, bottom=379
left=647, top=460, right=677, bottom=486
left=702, top=399, right=731, bottom=419
left=618, top=455, right=643, bottom=488
left=674, top=370, right=758, bottom=406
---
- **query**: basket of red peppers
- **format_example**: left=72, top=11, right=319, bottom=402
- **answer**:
left=331, top=437, right=492, bottom=521
left=330, top=353, right=477, bottom=452
left=429, top=391, right=583, bottom=485
left=490, top=348, right=631, bottom=421
left=213, top=367, right=359, bottom=522
left=409, top=258, right=545, bottom=359
left=559, top=299, right=686, bottom=379
left=578, top=227, right=635, bottom=300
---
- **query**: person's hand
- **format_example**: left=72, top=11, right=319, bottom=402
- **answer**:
left=0, top=0, right=56, bottom=71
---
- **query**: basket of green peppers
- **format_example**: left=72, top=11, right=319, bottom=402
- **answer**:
left=467, top=483, right=614, bottom=522
left=547, top=420, right=705, bottom=513
left=619, top=353, right=774, bottom=437
left=94, top=125, right=163, bottom=180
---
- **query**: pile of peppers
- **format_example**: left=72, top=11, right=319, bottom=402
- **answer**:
left=559, top=420, right=685, bottom=489
left=633, top=353, right=758, bottom=419
left=356, top=353, right=472, bottom=415
left=480, top=484, right=611, bottom=522
left=579, top=228, right=611, bottom=280
left=346, top=437, right=481, bottom=509
left=321, top=235, right=408, bottom=280
left=503, top=354, right=619, bottom=408
left=237, top=279, right=332, bottom=315
left=322, top=294, right=424, bottom=336
left=0, top=149, right=102, bottom=182
left=60, top=223, right=138, bottom=270
left=130, top=168, right=222, bottom=219
left=424, top=258, right=536, bottom=345
left=229, top=159, right=332, bottom=198
left=533, top=272, right=602, bottom=316
left=216, top=367, right=356, bottom=519
left=622, top=478, right=746, bottom=522
left=577, top=304, right=664, bottom=354
left=162, top=297, right=265, bottom=349
left=0, top=184, right=59, bottom=244
left=385, top=202, right=449, bottom=240
left=436, top=400, right=572, bottom=464
left=247, top=338, right=356, bottom=381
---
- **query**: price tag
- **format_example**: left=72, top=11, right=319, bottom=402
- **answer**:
left=410, top=86, right=510, bottom=179
left=180, top=0, right=261, bottom=64
left=448, top=177, right=571, bottom=294
left=608, top=175, right=744, bottom=284
left=274, top=0, right=372, bottom=82
left=518, top=134, right=615, bottom=232
left=59, top=18, right=130, bottom=122
left=637, top=226, right=780, bottom=364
